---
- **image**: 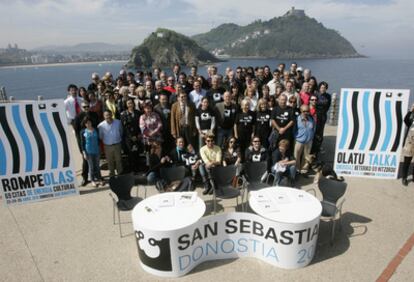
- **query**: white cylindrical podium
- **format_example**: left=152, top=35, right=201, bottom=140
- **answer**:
left=131, top=192, right=205, bottom=277
left=249, top=187, right=322, bottom=269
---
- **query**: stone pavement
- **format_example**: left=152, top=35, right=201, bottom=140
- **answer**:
left=1, top=125, right=413, bottom=282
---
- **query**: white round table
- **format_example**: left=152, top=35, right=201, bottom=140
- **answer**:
left=249, top=186, right=322, bottom=224
left=249, top=186, right=322, bottom=269
left=131, top=192, right=205, bottom=276
left=132, top=192, right=205, bottom=232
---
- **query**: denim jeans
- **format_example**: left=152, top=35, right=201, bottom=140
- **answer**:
left=217, top=128, right=233, bottom=147
left=147, top=171, right=159, bottom=185
left=86, top=153, right=101, bottom=181
left=273, top=165, right=296, bottom=186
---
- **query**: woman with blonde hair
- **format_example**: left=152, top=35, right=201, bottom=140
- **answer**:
left=234, top=98, right=256, bottom=161
left=244, top=86, right=258, bottom=111
left=135, top=85, right=150, bottom=111
left=254, top=98, right=272, bottom=148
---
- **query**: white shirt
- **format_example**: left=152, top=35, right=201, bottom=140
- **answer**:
left=283, top=91, right=300, bottom=107
left=267, top=79, right=281, bottom=96
left=247, top=96, right=258, bottom=111
left=189, top=89, right=207, bottom=108
left=64, top=95, right=83, bottom=124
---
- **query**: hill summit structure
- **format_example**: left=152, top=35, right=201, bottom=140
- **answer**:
left=192, top=8, right=361, bottom=59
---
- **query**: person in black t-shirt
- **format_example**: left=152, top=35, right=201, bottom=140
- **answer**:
left=215, top=91, right=238, bottom=147
left=222, top=137, right=242, bottom=166
left=271, top=94, right=295, bottom=145
left=182, top=143, right=203, bottom=185
left=245, top=136, right=268, bottom=163
left=255, top=98, right=272, bottom=148
left=195, top=97, right=216, bottom=148
left=206, top=75, right=226, bottom=105
left=234, top=99, right=256, bottom=161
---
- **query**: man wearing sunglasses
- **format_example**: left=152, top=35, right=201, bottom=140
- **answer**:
left=199, top=133, right=222, bottom=195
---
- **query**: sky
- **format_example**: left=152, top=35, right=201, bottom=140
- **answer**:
left=1, top=0, right=413, bottom=58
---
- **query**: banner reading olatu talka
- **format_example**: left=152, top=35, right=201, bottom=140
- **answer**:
left=334, top=88, right=410, bottom=179
left=0, top=100, right=78, bottom=205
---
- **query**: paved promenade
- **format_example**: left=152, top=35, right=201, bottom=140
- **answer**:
left=1, top=125, right=413, bottom=281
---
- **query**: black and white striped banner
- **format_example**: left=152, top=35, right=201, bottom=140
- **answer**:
left=0, top=100, right=78, bottom=205
left=334, top=88, right=410, bottom=179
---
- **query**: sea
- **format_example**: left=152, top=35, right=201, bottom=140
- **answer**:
left=0, top=57, right=413, bottom=104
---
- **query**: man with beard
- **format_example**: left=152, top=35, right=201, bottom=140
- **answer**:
left=206, top=75, right=226, bottom=105
left=271, top=94, right=295, bottom=146
left=152, top=80, right=169, bottom=105
left=215, top=91, right=238, bottom=147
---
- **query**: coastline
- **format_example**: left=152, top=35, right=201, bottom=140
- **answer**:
left=216, top=54, right=366, bottom=60
left=0, top=60, right=128, bottom=69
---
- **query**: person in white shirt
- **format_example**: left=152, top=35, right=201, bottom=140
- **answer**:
left=283, top=80, right=300, bottom=107
left=64, top=84, right=83, bottom=126
left=267, top=69, right=282, bottom=96
left=189, top=81, right=206, bottom=108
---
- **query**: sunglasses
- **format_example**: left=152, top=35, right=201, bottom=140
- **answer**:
left=82, top=106, right=89, bottom=109
left=206, top=140, right=214, bottom=143
left=310, top=99, right=317, bottom=101
left=302, top=110, right=309, bottom=113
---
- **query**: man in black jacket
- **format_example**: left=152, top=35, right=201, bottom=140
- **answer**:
left=120, top=98, right=142, bottom=173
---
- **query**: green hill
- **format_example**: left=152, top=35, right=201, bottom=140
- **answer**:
left=127, top=28, right=221, bottom=68
left=192, top=9, right=361, bottom=59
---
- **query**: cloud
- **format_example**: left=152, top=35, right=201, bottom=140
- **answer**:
left=0, top=0, right=412, bottom=57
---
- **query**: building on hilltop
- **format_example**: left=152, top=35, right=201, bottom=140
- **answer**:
left=283, top=7, right=305, bottom=17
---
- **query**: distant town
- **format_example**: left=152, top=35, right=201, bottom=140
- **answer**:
left=0, top=43, right=130, bottom=67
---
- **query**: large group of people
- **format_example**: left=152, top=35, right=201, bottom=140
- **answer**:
left=65, top=62, right=332, bottom=191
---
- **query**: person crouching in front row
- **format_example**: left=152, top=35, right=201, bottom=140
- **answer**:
left=199, top=133, right=222, bottom=195
left=271, top=139, right=297, bottom=187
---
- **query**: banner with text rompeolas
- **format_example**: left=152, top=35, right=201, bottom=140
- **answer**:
left=0, top=100, right=78, bottom=205
left=334, top=88, right=410, bottom=179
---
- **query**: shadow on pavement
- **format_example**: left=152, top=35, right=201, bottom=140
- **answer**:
left=312, top=211, right=372, bottom=264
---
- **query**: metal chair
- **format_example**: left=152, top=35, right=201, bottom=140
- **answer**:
left=159, top=165, right=188, bottom=191
left=241, top=161, right=271, bottom=210
left=160, top=165, right=187, bottom=183
left=109, top=174, right=141, bottom=237
left=210, top=165, right=242, bottom=214
left=309, top=177, right=347, bottom=245
left=134, top=172, right=148, bottom=198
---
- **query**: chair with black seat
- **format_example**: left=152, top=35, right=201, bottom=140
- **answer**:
left=109, top=173, right=141, bottom=237
left=160, top=165, right=187, bottom=191
left=134, top=172, right=148, bottom=198
left=242, top=161, right=271, bottom=210
left=311, top=177, right=347, bottom=245
left=210, top=165, right=242, bottom=214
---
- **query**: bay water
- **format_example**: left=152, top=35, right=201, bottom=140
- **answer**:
left=0, top=57, right=413, bottom=105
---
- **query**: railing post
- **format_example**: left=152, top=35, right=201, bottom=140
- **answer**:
left=329, top=92, right=338, bottom=125
left=0, top=86, right=7, bottom=101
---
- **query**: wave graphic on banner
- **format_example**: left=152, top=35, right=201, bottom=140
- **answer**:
left=0, top=104, right=70, bottom=176
left=338, top=90, right=404, bottom=153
